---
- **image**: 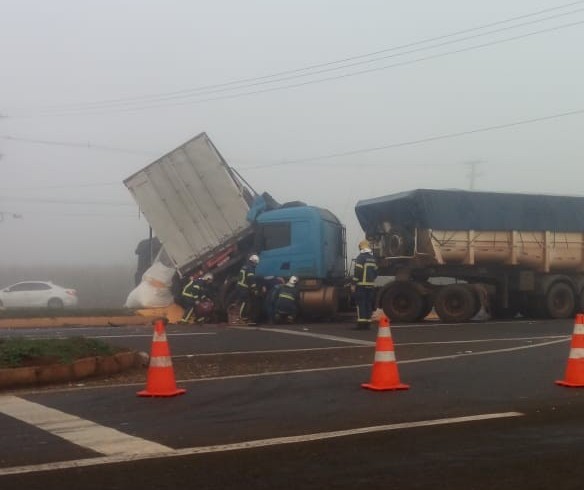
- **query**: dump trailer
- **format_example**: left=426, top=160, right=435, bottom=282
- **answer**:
left=124, top=132, right=348, bottom=318
left=355, top=189, right=584, bottom=322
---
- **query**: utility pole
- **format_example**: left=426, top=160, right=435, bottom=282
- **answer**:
left=463, top=160, right=483, bottom=190
left=0, top=211, right=23, bottom=223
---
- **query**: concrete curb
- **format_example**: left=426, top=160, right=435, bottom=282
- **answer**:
left=0, top=351, right=143, bottom=390
left=0, top=316, right=152, bottom=329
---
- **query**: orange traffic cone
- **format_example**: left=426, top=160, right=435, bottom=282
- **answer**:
left=556, top=313, right=584, bottom=388
left=137, top=317, right=186, bottom=397
left=362, top=314, right=409, bottom=391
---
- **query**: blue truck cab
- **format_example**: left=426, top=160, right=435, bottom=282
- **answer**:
left=253, top=204, right=346, bottom=282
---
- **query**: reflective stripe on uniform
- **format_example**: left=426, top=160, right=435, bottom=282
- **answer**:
left=149, top=356, right=173, bottom=368
left=356, top=306, right=371, bottom=322
left=374, top=351, right=396, bottom=362
left=354, top=253, right=377, bottom=284
left=280, top=293, right=296, bottom=301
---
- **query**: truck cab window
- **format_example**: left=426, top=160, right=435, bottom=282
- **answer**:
left=258, top=223, right=291, bottom=251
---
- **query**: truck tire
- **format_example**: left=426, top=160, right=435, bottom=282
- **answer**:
left=545, top=282, right=575, bottom=319
left=434, top=285, right=477, bottom=323
left=381, top=283, right=424, bottom=323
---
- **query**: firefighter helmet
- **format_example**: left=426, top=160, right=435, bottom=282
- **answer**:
left=358, top=239, right=370, bottom=250
left=202, top=273, right=214, bottom=282
left=249, top=254, right=260, bottom=265
left=288, top=275, right=298, bottom=286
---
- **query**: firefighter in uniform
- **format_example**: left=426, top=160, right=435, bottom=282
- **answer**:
left=352, top=240, right=378, bottom=330
left=179, top=273, right=213, bottom=324
left=237, top=254, right=261, bottom=325
left=273, top=276, right=300, bottom=324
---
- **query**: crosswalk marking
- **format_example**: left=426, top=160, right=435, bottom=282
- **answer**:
left=0, top=396, right=173, bottom=456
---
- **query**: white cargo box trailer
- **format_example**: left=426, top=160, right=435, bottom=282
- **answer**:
left=124, top=132, right=254, bottom=275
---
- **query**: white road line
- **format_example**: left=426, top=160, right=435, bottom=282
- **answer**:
left=0, top=411, right=522, bottom=476
left=89, top=332, right=216, bottom=339
left=173, top=345, right=371, bottom=358
left=173, top=337, right=568, bottom=382
left=233, top=326, right=570, bottom=348
left=171, top=335, right=569, bottom=358
left=0, top=396, right=173, bottom=457
left=233, top=326, right=375, bottom=346
left=16, top=337, right=570, bottom=396
left=390, top=319, right=560, bottom=328
left=398, top=335, right=569, bottom=346
left=399, top=337, right=570, bottom=364
left=6, top=332, right=217, bottom=340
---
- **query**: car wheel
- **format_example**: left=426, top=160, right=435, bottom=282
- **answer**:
left=48, top=298, right=64, bottom=309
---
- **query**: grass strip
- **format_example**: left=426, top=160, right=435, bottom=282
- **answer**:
left=0, top=337, right=121, bottom=368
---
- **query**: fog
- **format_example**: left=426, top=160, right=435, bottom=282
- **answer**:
left=1, top=0, right=583, bottom=285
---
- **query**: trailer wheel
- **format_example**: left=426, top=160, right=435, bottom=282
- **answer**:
left=434, top=285, right=477, bottom=323
left=381, top=283, right=424, bottom=323
left=545, top=282, right=575, bottom=319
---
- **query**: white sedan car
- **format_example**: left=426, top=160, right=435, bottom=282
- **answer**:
left=0, top=281, right=78, bottom=309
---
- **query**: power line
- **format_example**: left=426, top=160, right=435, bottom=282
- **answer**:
left=2, top=6, right=582, bottom=117
left=9, top=212, right=139, bottom=218
left=0, top=135, right=154, bottom=155
left=0, top=182, right=120, bottom=191
left=89, top=7, right=584, bottom=103
left=14, top=0, right=584, bottom=115
left=0, top=196, right=134, bottom=206
left=23, top=18, right=584, bottom=118
left=239, top=107, right=584, bottom=170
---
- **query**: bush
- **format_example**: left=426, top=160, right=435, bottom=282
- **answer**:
left=0, top=337, right=121, bottom=368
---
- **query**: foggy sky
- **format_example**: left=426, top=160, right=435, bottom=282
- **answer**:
left=1, top=0, right=583, bottom=268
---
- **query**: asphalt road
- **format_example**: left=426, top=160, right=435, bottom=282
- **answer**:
left=1, top=318, right=584, bottom=489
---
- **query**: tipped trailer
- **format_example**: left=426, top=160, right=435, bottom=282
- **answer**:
left=356, top=189, right=584, bottom=322
left=124, top=132, right=348, bottom=319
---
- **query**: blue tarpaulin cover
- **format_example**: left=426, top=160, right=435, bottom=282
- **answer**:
left=355, top=189, right=584, bottom=233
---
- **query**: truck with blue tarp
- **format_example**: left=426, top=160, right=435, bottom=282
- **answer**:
left=356, top=189, right=584, bottom=322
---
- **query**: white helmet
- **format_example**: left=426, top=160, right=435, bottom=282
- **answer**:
left=249, top=254, right=260, bottom=265
left=202, top=273, right=214, bottom=282
left=287, top=275, right=298, bottom=286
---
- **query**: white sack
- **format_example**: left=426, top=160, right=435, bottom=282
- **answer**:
left=124, top=262, right=176, bottom=308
